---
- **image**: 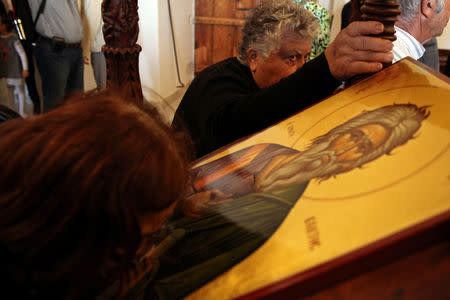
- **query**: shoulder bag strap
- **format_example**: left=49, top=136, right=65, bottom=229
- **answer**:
left=33, top=0, right=47, bottom=27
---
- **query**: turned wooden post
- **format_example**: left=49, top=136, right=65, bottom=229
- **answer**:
left=350, top=0, right=401, bottom=42
left=346, top=0, right=401, bottom=86
left=101, top=0, right=143, bottom=103
left=360, top=0, right=401, bottom=42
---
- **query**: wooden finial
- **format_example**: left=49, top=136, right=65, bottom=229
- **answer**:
left=102, top=0, right=144, bottom=103
left=360, top=0, right=402, bottom=41
left=345, top=0, right=401, bottom=86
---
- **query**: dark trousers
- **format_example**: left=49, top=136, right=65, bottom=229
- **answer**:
left=34, top=40, right=83, bottom=112
left=22, top=41, right=41, bottom=113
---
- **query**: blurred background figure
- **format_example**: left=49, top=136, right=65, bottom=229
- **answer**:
left=81, top=0, right=106, bottom=91
left=6, top=0, right=42, bottom=114
left=294, top=0, right=331, bottom=59
left=28, top=0, right=84, bottom=112
left=393, top=0, right=449, bottom=63
left=0, top=11, right=29, bottom=116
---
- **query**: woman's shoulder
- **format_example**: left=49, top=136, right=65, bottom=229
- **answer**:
left=200, top=57, right=242, bottom=73
left=195, top=57, right=251, bottom=84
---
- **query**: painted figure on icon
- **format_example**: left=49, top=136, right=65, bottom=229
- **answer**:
left=126, top=104, right=429, bottom=300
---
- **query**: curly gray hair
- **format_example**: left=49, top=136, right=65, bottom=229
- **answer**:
left=237, top=0, right=319, bottom=66
left=398, top=0, right=446, bottom=22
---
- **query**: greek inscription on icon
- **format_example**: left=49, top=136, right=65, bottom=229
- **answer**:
left=287, top=123, right=295, bottom=137
left=305, top=217, right=321, bottom=251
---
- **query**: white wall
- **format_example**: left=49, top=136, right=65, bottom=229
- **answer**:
left=138, top=0, right=195, bottom=101
left=318, top=0, right=332, bottom=11
left=437, top=25, right=450, bottom=50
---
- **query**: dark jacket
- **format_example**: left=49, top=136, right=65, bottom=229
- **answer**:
left=173, top=53, right=340, bottom=159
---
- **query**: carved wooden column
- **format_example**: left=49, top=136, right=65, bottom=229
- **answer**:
left=346, top=0, right=401, bottom=86
left=350, top=0, right=401, bottom=42
left=101, top=0, right=143, bottom=103
left=349, top=0, right=364, bottom=23
left=360, top=0, right=401, bottom=42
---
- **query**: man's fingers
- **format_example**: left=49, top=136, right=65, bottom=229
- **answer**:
left=347, top=21, right=384, bottom=36
left=350, top=49, right=394, bottom=63
left=347, top=61, right=384, bottom=75
left=350, top=36, right=393, bottom=52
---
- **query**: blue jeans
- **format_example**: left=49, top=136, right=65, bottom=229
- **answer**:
left=34, top=40, right=84, bottom=112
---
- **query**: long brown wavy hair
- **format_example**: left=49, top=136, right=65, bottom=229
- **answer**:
left=0, top=92, right=190, bottom=298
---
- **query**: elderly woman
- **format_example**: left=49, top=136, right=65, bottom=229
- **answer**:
left=173, top=0, right=393, bottom=159
left=0, top=92, right=189, bottom=298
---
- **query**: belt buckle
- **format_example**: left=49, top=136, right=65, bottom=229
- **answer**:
left=51, top=36, right=66, bottom=52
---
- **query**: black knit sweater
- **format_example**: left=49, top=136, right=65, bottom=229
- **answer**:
left=173, top=53, right=341, bottom=159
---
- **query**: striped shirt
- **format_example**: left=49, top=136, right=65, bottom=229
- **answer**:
left=392, top=26, right=425, bottom=63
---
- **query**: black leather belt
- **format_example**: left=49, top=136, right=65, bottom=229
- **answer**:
left=38, top=35, right=81, bottom=48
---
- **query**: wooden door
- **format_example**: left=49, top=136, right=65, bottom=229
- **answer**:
left=194, top=0, right=262, bottom=73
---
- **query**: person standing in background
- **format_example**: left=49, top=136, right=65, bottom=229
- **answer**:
left=81, top=0, right=106, bottom=90
left=293, top=0, right=331, bottom=59
left=28, top=0, right=84, bottom=112
left=11, top=0, right=42, bottom=114
left=0, top=11, right=29, bottom=116
left=393, top=0, right=449, bottom=63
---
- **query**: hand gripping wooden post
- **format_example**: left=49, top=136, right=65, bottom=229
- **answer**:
left=101, top=0, right=144, bottom=103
